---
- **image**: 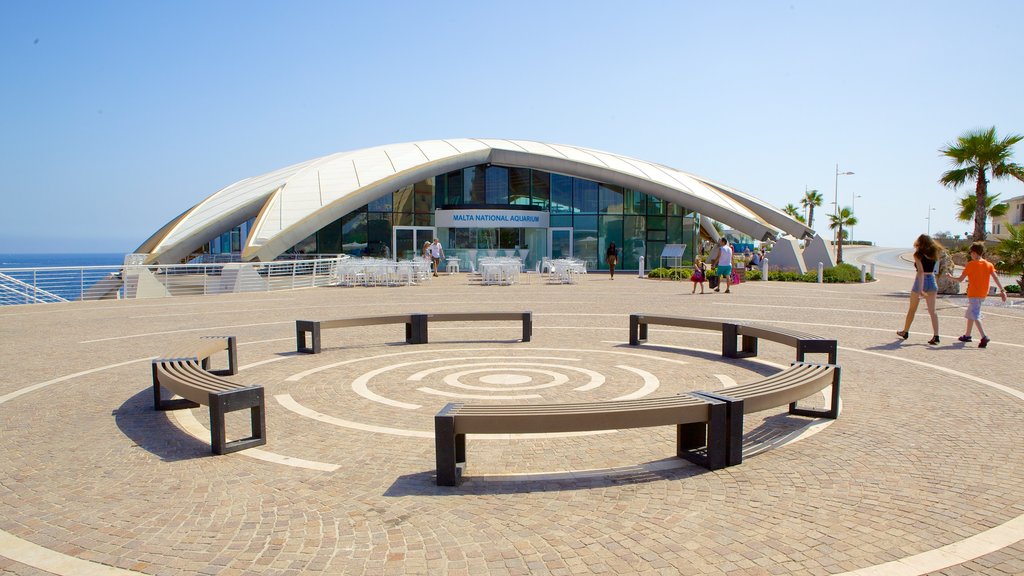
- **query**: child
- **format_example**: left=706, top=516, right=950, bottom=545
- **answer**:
left=691, top=257, right=706, bottom=294
left=948, top=242, right=1007, bottom=348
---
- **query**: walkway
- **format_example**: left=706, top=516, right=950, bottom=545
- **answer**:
left=0, top=247, right=1022, bottom=575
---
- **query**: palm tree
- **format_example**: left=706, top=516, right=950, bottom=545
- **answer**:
left=939, top=126, right=1024, bottom=241
left=801, top=189, right=824, bottom=229
left=956, top=193, right=1008, bottom=225
left=828, top=207, right=858, bottom=264
left=783, top=203, right=806, bottom=223
left=994, top=222, right=1024, bottom=289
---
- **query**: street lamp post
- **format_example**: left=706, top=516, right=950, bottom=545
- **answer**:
left=833, top=164, right=854, bottom=255
left=926, top=204, right=936, bottom=235
left=850, top=193, right=862, bottom=240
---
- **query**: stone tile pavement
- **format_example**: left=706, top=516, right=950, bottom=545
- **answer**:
left=1, top=255, right=1022, bottom=575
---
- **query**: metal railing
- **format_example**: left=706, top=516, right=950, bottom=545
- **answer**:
left=0, top=257, right=348, bottom=307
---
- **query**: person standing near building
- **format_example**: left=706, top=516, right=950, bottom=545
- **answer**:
left=606, top=242, right=619, bottom=279
left=429, top=238, right=444, bottom=277
left=947, top=242, right=1007, bottom=348
left=715, top=237, right=734, bottom=293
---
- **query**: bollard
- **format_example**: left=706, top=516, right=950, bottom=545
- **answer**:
left=761, top=260, right=768, bottom=281
left=860, top=264, right=867, bottom=283
left=638, top=256, right=645, bottom=278
left=870, top=263, right=875, bottom=279
left=817, top=262, right=824, bottom=283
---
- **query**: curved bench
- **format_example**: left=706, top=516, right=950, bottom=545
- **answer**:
left=435, top=394, right=728, bottom=486
left=696, top=362, right=840, bottom=466
left=151, top=336, right=266, bottom=455
left=296, top=312, right=532, bottom=353
left=629, top=313, right=837, bottom=364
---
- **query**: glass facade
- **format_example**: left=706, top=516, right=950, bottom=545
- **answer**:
left=207, top=164, right=702, bottom=269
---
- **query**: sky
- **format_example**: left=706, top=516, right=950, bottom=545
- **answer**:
left=2, top=0, right=1023, bottom=253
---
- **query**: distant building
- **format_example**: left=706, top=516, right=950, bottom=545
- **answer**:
left=991, top=194, right=1024, bottom=240
left=136, top=139, right=814, bottom=270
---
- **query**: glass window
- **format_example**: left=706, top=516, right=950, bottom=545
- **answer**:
left=366, top=214, right=392, bottom=258
left=446, top=171, right=463, bottom=206
left=647, top=230, right=666, bottom=242
left=572, top=215, right=598, bottom=268
left=317, top=219, right=343, bottom=254
left=550, top=173, right=573, bottom=213
left=498, top=228, right=522, bottom=249
left=414, top=179, right=433, bottom=213
left=433, top=175, right=446, bottom=210
left=342, top=212, right=367, bottom=256
left=624, top=189, right=646, bottom=214
left=509, top=168, right=531, bottom=206
left=394, top=185, right=414, bottom=213
left=599, top=215, right=623, bottom=270
left=394, top=212, right=413, bottom=226
left=666, top=201, right=685, bottom=217
left=667, top=216, right=684, bottom=244
left=599, top=184, right=623, bottom=214
left=647, top=195, right=665, bottom=215
left=550, top=215, right=572, bottom=228
left=485, top=166, right=509, bottom=205
left=464, top=166, right=485, bottom=204
left=292, top=233, right=317, bottom=256
left=573, top=179, right=599, bottom=214
left=368, top=193, right=392, bottom=213
left=623, top=215, right=646, bottom=270
left=531, top=170, right=550, bottom=210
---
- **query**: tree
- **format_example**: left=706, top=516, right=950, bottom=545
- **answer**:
left=828, top=207, right=858, bottom=264
left=783, top=203, right=806, bottom=223
left=994, top=222, right=1024, bottom=289
left=939, top=126, right=1024, bottom=241
left=801, top=189, right=824, bottom=229
left=956, top=193, right=1008, bottom=226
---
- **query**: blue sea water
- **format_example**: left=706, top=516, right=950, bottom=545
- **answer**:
left=0, top=253, right=126, bottom=269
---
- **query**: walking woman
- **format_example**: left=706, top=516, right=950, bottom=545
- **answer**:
left=896, top=234, right=943, bottom=344
left=606, top=242, right=618, bottom=279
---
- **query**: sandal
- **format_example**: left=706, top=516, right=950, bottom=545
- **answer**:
left=896, top=330, right=909, bottom=340
left=928, top=335, right=940, bottom=345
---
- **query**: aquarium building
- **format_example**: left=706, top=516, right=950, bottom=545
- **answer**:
left=136, top=139, right=814, bottom=271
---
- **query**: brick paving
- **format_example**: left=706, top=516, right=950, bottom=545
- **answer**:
left=1, top=248, right=1022, bottom=575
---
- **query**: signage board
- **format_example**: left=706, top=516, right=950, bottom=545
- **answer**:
left=434, top=209, right=549, bottom=228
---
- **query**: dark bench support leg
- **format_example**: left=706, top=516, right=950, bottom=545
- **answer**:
left=796, top=342, right=838, bottom=365
left=209, top=386, right=267, bottom=455
left=296, top=321, right=321, bottom=354
left=409, top=314, right=428, bottom=344
left=522, top=312, right=532, bottom=342
left=435, top=404, right=465, bottom=486
left=205, top=336, right=238, bottom=376
left=695, top=392, right=744, bottom=466
left=629, top=314, right=647, bottom=346
left=789, top=365, right=841, bottom=420
left=152, top=363, right=200, bottom=411
left=722, top=324, right=757, bottom=359
left=677, top=394, right=728, bottom=470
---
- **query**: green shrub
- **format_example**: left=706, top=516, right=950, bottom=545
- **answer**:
left=647, top=267, right=670, bottom=279
left=822, top=263, right=864, bottom=283
left=647, top=267, right=690, bottom=280
left=1007, top=284, right=1021, bottom=294
left=746, top=269, right=761, bottom=281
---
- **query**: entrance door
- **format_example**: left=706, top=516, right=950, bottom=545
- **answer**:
left=393, top=227, right=436, bottom=261
left=549, top=228, right=573, bottom=259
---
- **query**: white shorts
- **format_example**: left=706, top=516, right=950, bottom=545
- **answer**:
left=965, top=298, right=983, bottom=321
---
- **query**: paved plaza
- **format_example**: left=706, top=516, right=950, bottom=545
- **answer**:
left=1, top=248, right=1023, bottom=575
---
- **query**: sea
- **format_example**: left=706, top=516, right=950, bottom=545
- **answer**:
left=0, top=253, right=127, bottom=269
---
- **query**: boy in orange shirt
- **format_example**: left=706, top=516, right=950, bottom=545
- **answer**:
left=948, top=242, right=1007, bottom=348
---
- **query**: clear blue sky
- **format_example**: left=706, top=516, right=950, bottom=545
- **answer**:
left=2, top=0, right=1023, bottom=252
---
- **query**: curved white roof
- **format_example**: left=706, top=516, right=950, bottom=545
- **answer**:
left=138, top=139, right=813, bottom=263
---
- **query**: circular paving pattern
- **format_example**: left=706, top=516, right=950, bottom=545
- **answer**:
left=1, top=258, right=1023, bottom=575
